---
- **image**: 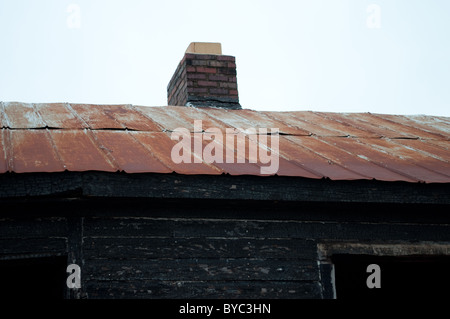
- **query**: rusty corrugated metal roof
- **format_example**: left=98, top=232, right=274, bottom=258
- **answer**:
left=0, top=101, right=449, bottom=183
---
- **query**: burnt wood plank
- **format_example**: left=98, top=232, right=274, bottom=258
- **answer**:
left=84, top=280, right=322, bottom=299
left=67, top=217, right=85, bottom=299
left=0, top=238, right=66, bottom=256
left=83, top=217, right=450, bottom=241
left=83, top=237, right=317, bottom=260
left=0, top=172, right=82, bottom=198
left=82, top=173, right=450, bottom=204
left=2, top=197, right=450, bottom=224
left=0, top=217, right=68, bottom=238
left=83, top=258, right=319, bottom=281
left=1, top=171, right=449, bottom=204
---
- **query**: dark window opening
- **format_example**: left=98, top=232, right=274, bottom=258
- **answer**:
left=332, top=254, right=450, bottom=299
left=0, top=256, right=67, bottom=300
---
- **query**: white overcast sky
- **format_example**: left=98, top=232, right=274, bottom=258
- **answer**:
left=0, top=0, right=449, bottom=116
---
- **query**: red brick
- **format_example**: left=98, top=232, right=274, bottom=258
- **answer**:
left=209, top=75, right=229, bottom=81
left=184, top=53, right=197, bottom=60
left=192, top=60, right=209, bottom=66
left=229, top=90, right=238, bottom=96
left=210, top=88, right=229, bottom=95
left=217, top=67, right=236, bottom=75
left=207, top=60, right=228, bottom=67
left=188, top=87, right=208, bottom=94
left=220, top=82, right=237, bottom=89
left=217, top=55, right=235, bottom=62
left=187, top=73, right=207, bottom=80
left=186, top=66, right=196, bottom=72
left=193, top=54, right=217, bottom=60
left=198, top=81, right=217, bottom=87
left=228, top=62, right=236, bottom=68
left=196, top=67, right=217, bottom=74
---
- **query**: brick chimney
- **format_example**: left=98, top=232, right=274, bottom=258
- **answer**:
left=167, top=42, right=241, bottom=109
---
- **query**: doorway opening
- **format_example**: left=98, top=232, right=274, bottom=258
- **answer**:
left=0, top=256, right=67, bottom=299
left=332, top=254, right=450, bottom=299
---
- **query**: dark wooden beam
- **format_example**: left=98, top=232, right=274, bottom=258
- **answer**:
left=0, top=171, right=449, bottom=205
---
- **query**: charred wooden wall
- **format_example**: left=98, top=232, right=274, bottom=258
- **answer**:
left=1, top=196, right=450, bottom=299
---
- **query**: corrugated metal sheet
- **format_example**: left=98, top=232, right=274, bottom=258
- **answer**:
left=0, top=129, right=8, bottom=173
left=9, top=129, right=65, bottom=173
left=0, top=102, right=449, bottom=183
left=50, top=129, right=117, bottom=172
left=36, top=103, right=87, bottom=129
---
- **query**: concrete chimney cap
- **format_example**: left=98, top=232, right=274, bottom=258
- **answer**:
left=185, top=42, right=222, bottom=55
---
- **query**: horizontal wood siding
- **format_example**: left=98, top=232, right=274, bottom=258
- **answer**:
left=1, top=198, right=450, bottom=299
left=84, top=280, right=321, bottom=299
left=82, top=214, right=450, bottom=299
left=83, top=217, right=450, bottom=242
left=1, top=171, right=449, bottom=204
left=83, top=217, right=321, bottom=299
left=0, top=217, right=67, bottom=259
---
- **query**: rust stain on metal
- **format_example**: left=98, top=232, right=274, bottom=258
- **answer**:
left=236, top=109, right=309, bottom=136
left=316, top=113, right=402, bottom=138
left=0, top=102, right=449, bottom=183
left=375, top=114, right=450, bottom=139
left=50, top=130, right=117, bottom=172
left=252, top=111, right=313, bottom=136
left=354, top=137, right=450, bottom=182
left=91, top=130, right=172, bottom=174
left=366, top=113, right=448, bottom=139
left=263, top=111, right=349, bottom=137
left=392, top=139, right=450, bottom=163
left=69, top=104, right=125, bottom=129
left=35, top=103, right=87, bottom=129
left=102, top=104, right=163, bottom=131
left=286, top=135, right=418, bottom=182
left=0, top=129, right=7, bottom=173
left=322, top=136, right=446, bottom=183
left=134, top=105, right=193, bottom=132
left=10, top=130, right=65, bottom=173
left=3, top=102, right=46, bottom=129
left=308, top=112, right=383, bottom=138
left=206, top=108, right=309, bottom=136
left=165, top=106, right=227, bottom=132
left=200, top=132, right=276, bottom=177
left=426, top=139, right=450, bottom=152
left=245, top=134, right=322, bottom=178
left=197, top=132, right=262, bottom=176
left=0, top=103, right=8, bottom=128
left=131, top=131, right=223, bottom=175
left=277, top=136, right=365, bottom=180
